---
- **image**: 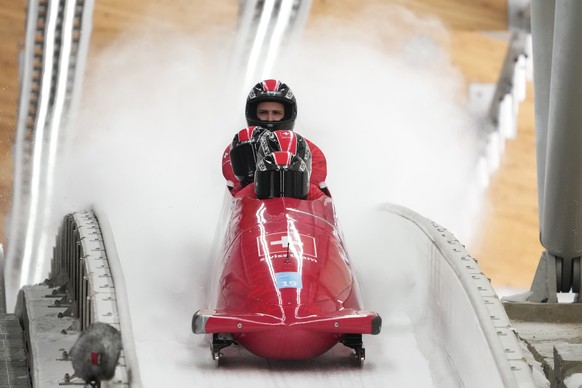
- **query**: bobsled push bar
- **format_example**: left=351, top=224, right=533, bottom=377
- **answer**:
left=192, top=309, right=382, bottom=335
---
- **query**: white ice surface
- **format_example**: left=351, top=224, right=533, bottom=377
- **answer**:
left=131, top=315, right=433, bottom=387
left=564, top=374, right=582, bottom=388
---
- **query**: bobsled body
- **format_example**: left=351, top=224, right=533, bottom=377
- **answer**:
left=193, top=194, right=381, bottom=362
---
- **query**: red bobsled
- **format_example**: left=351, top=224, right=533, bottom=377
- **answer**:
left=192, top=193, right=381, bottom=366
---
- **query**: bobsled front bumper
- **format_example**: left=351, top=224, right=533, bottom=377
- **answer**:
left=192, top=308, right=382, bottom=335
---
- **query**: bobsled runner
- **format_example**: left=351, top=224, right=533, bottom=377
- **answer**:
left=192, top=193, right=381, bottom=366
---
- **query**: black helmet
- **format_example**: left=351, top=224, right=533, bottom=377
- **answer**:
left=229, top=126, right=267, bottom=184
left=255, top=151, right=310, bottom=199
left=246, top=79, right=297, bottom=131
left=256, top=130, right=312, bottom=173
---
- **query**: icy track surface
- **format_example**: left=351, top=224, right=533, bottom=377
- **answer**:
left=54, top=5, right=482, bottom=387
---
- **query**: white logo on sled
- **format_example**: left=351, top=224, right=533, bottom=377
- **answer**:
left=257, top=232, right=318, bottom=261
left=270, top=235, right=302, bottom=248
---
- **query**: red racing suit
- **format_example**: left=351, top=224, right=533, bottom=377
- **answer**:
left=222, top=137, right=328, bottom=196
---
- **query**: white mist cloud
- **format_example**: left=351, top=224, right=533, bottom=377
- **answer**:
left=251, top=7, right=485, bottom=315
left=278, top=5, right=481, bottom=244
left=54, top=27, right=240, bottom=338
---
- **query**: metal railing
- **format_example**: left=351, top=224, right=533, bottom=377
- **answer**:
left=473, top=1, right=532, bottom=188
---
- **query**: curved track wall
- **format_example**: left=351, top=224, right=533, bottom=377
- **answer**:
left=384, top=204, right=535, bottom=388
left=48, top=209, right=141, bottom=387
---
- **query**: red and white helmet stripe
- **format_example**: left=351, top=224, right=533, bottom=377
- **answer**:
left=274, top=130, right=298, bottom=154
left=272, top=151, right=293, bottom=166
left=236, top=126, right=260, bottom=142
left=261, top=79, right=281, bottom=91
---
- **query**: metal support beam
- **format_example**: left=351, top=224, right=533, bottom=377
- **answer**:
left=526, top=251, right=559, bottom=303
left=539, top=0, right=582, bottom=261
left=531, top=0, right=554, bottom=229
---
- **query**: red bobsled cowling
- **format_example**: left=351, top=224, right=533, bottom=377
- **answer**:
left=193, top=194, right=381, bottom=363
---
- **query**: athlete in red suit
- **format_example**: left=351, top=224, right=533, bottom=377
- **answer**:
left=222, top=79, right=328, bottom=196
